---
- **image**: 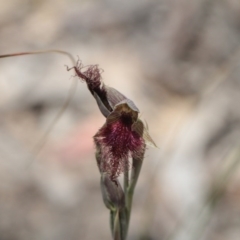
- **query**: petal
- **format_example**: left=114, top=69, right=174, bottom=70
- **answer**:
left=107, top=100, right=139, bottom=124
left=105, top=86, right=128, bottom=108
left=94, top=92, right=111, bottom=117
left=115, top=99, right=139, bottom=113
left=132, top=119, right=157, bottom=148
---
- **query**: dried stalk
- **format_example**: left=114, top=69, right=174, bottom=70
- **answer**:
left=0, top=50, right=77, bottom=164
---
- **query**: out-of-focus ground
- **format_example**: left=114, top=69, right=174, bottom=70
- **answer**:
left=1, top=0, right=240, bottom=240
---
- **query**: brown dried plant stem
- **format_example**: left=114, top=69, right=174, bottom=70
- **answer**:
left=0, top=50, right=77, bottom=163
left=0, top=49, right=75, bottom=63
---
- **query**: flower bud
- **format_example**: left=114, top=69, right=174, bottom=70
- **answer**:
left=100, top=173, right=125, bottom=210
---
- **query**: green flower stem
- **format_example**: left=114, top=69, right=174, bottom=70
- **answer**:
left=115, top=161, right=142, bottom=240
left=110, top=210, right=115, bottom=238
left=113, top=210, right=121, bottom=240
left=119, top=209, right=128, bottom=240
left=124, top=149, right=145, bottom=239
left=128, top=149, right=145, bottom=208
left=128, top=162, right=143, bottom=218
left=103, top=148, right=146, bottom=240
left=124, top=166, right=129, bottom=197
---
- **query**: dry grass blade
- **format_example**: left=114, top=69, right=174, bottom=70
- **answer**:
left=0, top=49, right=77, bottom=166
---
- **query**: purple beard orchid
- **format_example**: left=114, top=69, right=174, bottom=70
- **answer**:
left=68, top=60, right=156, bottom=182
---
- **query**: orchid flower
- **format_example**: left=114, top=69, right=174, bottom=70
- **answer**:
left=67, top=59, right=156, bottom=240
left=67, top=60, right=156, bottom=182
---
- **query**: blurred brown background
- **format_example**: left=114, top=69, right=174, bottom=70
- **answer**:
left=1, top=0, right=240, bottom=240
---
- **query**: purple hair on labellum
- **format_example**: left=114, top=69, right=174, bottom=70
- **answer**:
left=94, top=112, right=145, bottom=181
left=94, top=102, right=146, bottom=181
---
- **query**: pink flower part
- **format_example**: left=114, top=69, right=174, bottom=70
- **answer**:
left=94, top=112, right=144, bottom=181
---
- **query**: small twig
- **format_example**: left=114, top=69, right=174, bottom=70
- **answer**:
left=0, top=50, right=77, bottom=166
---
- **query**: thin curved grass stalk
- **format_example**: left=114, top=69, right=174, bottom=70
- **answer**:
left=0, top=50, right=77, bottom=165
left=107, top=153, right=145, bottom=240
left=0, top=49, right=75, bottom=63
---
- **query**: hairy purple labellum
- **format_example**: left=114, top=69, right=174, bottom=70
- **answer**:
left=94, top=107, right=145, bottom=180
